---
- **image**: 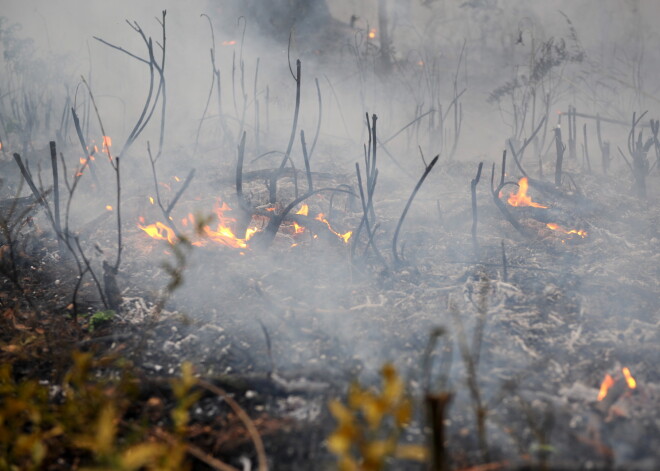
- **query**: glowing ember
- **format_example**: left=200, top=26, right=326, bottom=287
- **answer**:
left=149, top=196, right=155, bottom=205
left=105, top=205, right=113, bottom=211
left=368, top=28, right=377, bottom=39
left=221, top=40, right=237, bottom=46
left=508, top=177, right=548, bottom=208
left=546, top=223, right=587, bottom=238
left=597, top=367, right=637, bottom=401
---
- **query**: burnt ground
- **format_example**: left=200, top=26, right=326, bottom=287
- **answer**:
left=1, top=134, right=659, bottom=471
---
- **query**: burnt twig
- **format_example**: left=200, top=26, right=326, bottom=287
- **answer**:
left=471, top=162, right=483, bottom=259
left=392, top=155, right=439, bottom=267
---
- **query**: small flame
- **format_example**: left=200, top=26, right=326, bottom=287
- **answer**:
left=508, top=177, right=548, bottom=208
left=368, top=28, right=377, bottom=39
left=597, top=374, right=615, bottom=401
left=546, top=223, right=587, bottom=238
left=622, top=367, right=637, bottom=389
left=597, top=367, right=637, bottom=401
left=102, top=135, right=112, bottom=152
left=315, top=213, right=352, bottom=244
left=139, top=222, right=176, bottom=244
left=296, top=204, right=309, bottom=216
left=80, top=157, right=87, bottom=166
left=149, top=196, right=155, bottom=205
left=139, top=201, right=257, bottom=250
left=222, top=40, right=236, bottom=46
left=106, top=205, right=113, bottom=211
left=174, top=176, right=181, bottom=182
left=293, top=222, right=306, bottom=234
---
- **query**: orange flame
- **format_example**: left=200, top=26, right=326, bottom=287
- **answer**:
left=222, top=40, right=237, bottom=46
left=139, top=222, right=176, bottom=244
left=622, top=367, right=637, bottom=389
left=368, top=28, right=377, bottom=39
left=138, top=201, right=257, bottom=250
left=597, top=374, right=615, bottom=401
left=296, top=204, right=309, bottom=216
left=508, top=177, right=548, bottom=208
left=106, top=205, right=113, bottom=211
left=597, top=367, right=637, bottom=401
left=546, top=223, right=587, bottom=238
left=315, top=213, right=352, bottom=244
left=102, top=136, right=112, bottom=152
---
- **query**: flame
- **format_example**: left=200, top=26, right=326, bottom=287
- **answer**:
left=368, top=28, right=377, bottom=39
left=622, top=367, right=637, bottom=389
left=293, top=222, right=305, bottom=234
left=315, top=213, right=352, bottom=244
left=296, top=204, right=309, bottom=216
left=222, top=40, right=237, bottom=46
left=106, top=205, right=113, bottom=211
left=149, top=196, right=155, bottom=205
left=102, top=136, right=112, bottom=152
left=508, top=177, right=548, bottom=208
left=139, top=200, right=257, bottom=250
left=174, top=176, right=181, bottom=182
left=546, top=223, right=587, bottom=238
left=139, top=222, right=176, bottom=244
left=597, top=374, right=615, bottom=401
left=597, top=367, right=637, bottom=401
left=0, top=141, right=3, bottom=150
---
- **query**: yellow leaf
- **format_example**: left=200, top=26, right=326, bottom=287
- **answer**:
left=395, top=444, right=429, bottom=461
left=327, top=431, right=353, bottom=455
left=329, top=399, right=354, bottom=424
left=95, top=404, right=117, bottom=456
left=121, top=443, right=165, bottom=469
left=362, top=397, right=386, bottom=430
left=338, top=455, right=359, bottom=471
left=395, top=399, right=412, bottom=427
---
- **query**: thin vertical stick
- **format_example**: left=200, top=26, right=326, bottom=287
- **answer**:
left=471, top=162, right=483, bottom=259
left=49, top=141, right=61, bottom=237
left=554, top=127, right=565, bottom=186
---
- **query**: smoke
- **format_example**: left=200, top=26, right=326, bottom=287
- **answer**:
left=2, top=1, right=659, bottom=451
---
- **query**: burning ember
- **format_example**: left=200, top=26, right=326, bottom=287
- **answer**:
left=368, top=28, right=377, bottom=39
left=507, top=177, right=548, bottom=208
left=546, top=223, right=587, bottom=239
left=597, top=367, right=637, bottom=401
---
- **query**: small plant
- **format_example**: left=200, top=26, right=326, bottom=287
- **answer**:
left=0, top=352, right=197, bottom=470
left=327, top=363, right=427, bottom=471
left=88, top=309, right=115, bottom=332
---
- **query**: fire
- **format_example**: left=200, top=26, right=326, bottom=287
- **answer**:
left=149, top=196, right=155, bottom=205
left=139, top=200, right=256, bottom=250
left=546, top=223, right=587, bottom=238
left=315, top=213, right=352, bottom=244
left=139, top=221, right=176, bottom=244
left=368, top=28, right=377, bottom=39
left=106, top=205, right=113, bottom=211
left=296, top=204, right=309, bottom=216
left=221, top=40, right=236, bottom=46
left=102, top=135, right=112, bottom=152
left=597, top=367, right=637, bottom=401
left=622, top=367, right=637, bottom=389
left=597, top=374, right=615, bottom=401
left=508, top=177, right=548, bottom=208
